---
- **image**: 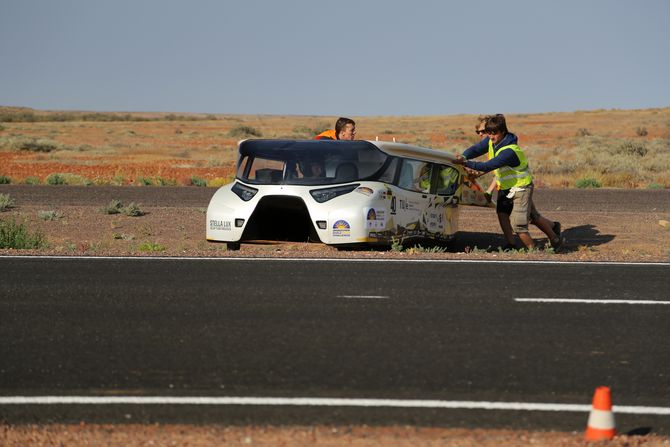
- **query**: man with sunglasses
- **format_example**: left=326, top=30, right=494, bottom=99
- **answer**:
left=455, top=114, right=563, bottom=251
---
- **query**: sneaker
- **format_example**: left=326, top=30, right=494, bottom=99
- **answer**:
left=552, top=221, right=561, bottom=239
left=550, top=235, right=564, bottom=252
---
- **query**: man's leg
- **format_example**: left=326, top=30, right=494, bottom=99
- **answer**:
left=497, top=212, right=516, bottom=246
left=510, top=186, right=534, bottom=249
left=518, top=231, right=535, bottom=249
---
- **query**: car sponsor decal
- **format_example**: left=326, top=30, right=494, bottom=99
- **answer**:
left=333, top=220, right=351, bottom=237
left=210, top=220, right=232, bottom=231
left=366, top=208, right=386, bottom=230
left=356, top=186, right=374, bottom=196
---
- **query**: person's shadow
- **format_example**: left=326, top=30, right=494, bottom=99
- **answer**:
left=452, top=224, right=615, bottom=253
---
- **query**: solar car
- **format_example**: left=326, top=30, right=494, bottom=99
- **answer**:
left=206, top=139, right=490, bottom=250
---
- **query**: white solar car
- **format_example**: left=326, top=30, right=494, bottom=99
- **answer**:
left=206, top=139, right=490, bottom=250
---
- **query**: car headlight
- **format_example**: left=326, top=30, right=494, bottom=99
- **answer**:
left=231, top=182, right=258, bottom=201
left=309, top=184, right=359, bottom=203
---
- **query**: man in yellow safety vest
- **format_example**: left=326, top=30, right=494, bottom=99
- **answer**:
left=454, top=114, right=563, bottom=251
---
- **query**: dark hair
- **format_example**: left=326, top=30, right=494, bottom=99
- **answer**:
left=485, top=114, right=508, bottom=134
left=476, top=114, right=493, bottom=130
left=335, top=117, right=355, bottom=138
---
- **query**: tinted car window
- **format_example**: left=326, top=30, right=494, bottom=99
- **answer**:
left=237, top=140, right=389, bottom=185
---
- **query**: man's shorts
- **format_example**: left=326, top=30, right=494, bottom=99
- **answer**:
left=496, top=184, right=541, bottom=232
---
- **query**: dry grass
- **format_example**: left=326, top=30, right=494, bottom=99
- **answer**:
left=0, top=106, right=668, bottom=188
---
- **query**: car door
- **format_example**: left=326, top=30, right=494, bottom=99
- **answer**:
left=391, top=159, right=433, bottom=241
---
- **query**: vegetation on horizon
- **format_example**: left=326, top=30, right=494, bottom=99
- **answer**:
left=1, top=106, right=668, bottom=189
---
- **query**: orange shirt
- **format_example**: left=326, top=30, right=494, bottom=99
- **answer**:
left=314, top=129, right=337, bottom=140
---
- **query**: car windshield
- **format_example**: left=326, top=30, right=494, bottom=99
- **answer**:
left=236, top=140, right=390, bottom=185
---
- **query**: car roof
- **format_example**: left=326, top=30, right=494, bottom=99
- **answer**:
left=237, top=139, right=457, bottom=165
left=368, top=140, right=457, bottom=164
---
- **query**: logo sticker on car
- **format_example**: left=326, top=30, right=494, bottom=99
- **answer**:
left=333, top=220, right=351, bottom=237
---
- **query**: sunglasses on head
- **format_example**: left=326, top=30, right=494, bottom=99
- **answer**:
left=476, top=129, right=486, bottom=135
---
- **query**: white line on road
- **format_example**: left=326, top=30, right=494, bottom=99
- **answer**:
left=337, top=295, right=389, bottom=299
left=1, top=396, right=669, bottom=415
left=515, top=298, right=670, bottom=305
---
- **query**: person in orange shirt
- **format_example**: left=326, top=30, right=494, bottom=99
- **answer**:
left=315, top=117, right=356, bottom=140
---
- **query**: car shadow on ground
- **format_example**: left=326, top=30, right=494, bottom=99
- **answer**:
left=452, top=224, right=615, bottom=254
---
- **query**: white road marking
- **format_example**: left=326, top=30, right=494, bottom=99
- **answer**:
left=0, top=396, right=669, bottom=415
left=2, top=255, right=670, bottom=267
left=515, top=298, right=670, bottom=305
left=337, top=295, right=389, bottom=299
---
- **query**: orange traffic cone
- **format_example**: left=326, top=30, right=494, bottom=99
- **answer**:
left=585, top=386, right=616, bottom=441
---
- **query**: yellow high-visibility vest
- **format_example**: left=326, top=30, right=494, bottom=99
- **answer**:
left=487, top=140, right=532, bottom=189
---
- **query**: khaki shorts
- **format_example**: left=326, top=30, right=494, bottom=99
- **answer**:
left=497, top=184, right=541, bottom=233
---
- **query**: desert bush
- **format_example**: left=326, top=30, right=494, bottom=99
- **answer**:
left=647, top=182, right=665, bottom=189
left=577, top=128, right=591, bottom=137
left=617, top=141, right=648, bottom=157
left=190, top=176, right=207, bottom=187
left=45, top=173, right=91, bottom=185
left=16, top=138, right=62, bottom=152
left=0, top=175, right=11, bottom=184
left=103, top=200, right=124, bottom=214
left=138, top=241, right=165, bottom=252
left=636, top=127, right=648, bottom=137
left=0, top=193, right=15, bottom=211
left=24, top=176, right=40, bottom=185
left=137, top=176, right=154, bottom=186
left=0, top=219, right=46, bottom=249
left=227, top=125, right=262, bottom=138
left=156, top=176, right=177, bottom=186
left=111, top=174, right=126, bottom=186
left=576, top=177, right=602, bottom=188
left=102, top=200, right=144, bottom=216
left=122, top=202, right=145, bottom=217
left=63, top=173, right=92, bottom=185
left=45, top=173, right=66, bottom=185
left=38, top=210, right=64, bottom=220
left=208, top=176, right=234, bottom=188
left=0, top=110, right=213, bottom=123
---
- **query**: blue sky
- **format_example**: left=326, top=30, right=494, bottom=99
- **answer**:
left=1, top=0, right=668, bottom=116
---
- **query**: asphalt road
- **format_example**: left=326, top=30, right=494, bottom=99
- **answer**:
left=2, top=184, right=670, bottom=212
left=1, top=257, right=669, bottom=432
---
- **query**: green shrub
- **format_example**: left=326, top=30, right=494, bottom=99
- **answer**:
left=137, top=176, right=154, bottom=186
left=617, top=141, right=648, bottom=157
left=227, top=125, right=262, bottom=138
left=647, top=182, right=665, bottom=189
left=156, top=176, right=177, bottom=186
left=24, top=176, right=40, bottom=185
left=0, top=193, right=15, bottom=211
left=0, top=219, right=46, bottom=249
left=102, top=200, right=144, bottom=216
left=576, top=177, right=602, bottom=188
left=17, top=138, right=61, bottom=152
left=45, top=173, right=91, bottom=186
left=46, top=173, right=66, bottom=185
left=190, top=176, right=207, bottom=187
left=38, top=210, right=64, bottom=221
left=122, top=202, right=145, bottom=217
left=103, top=200, right=124, bottom=214
left=138, top=241, right=165, bottom=252
left=0, top=175, right=11, bottom=184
